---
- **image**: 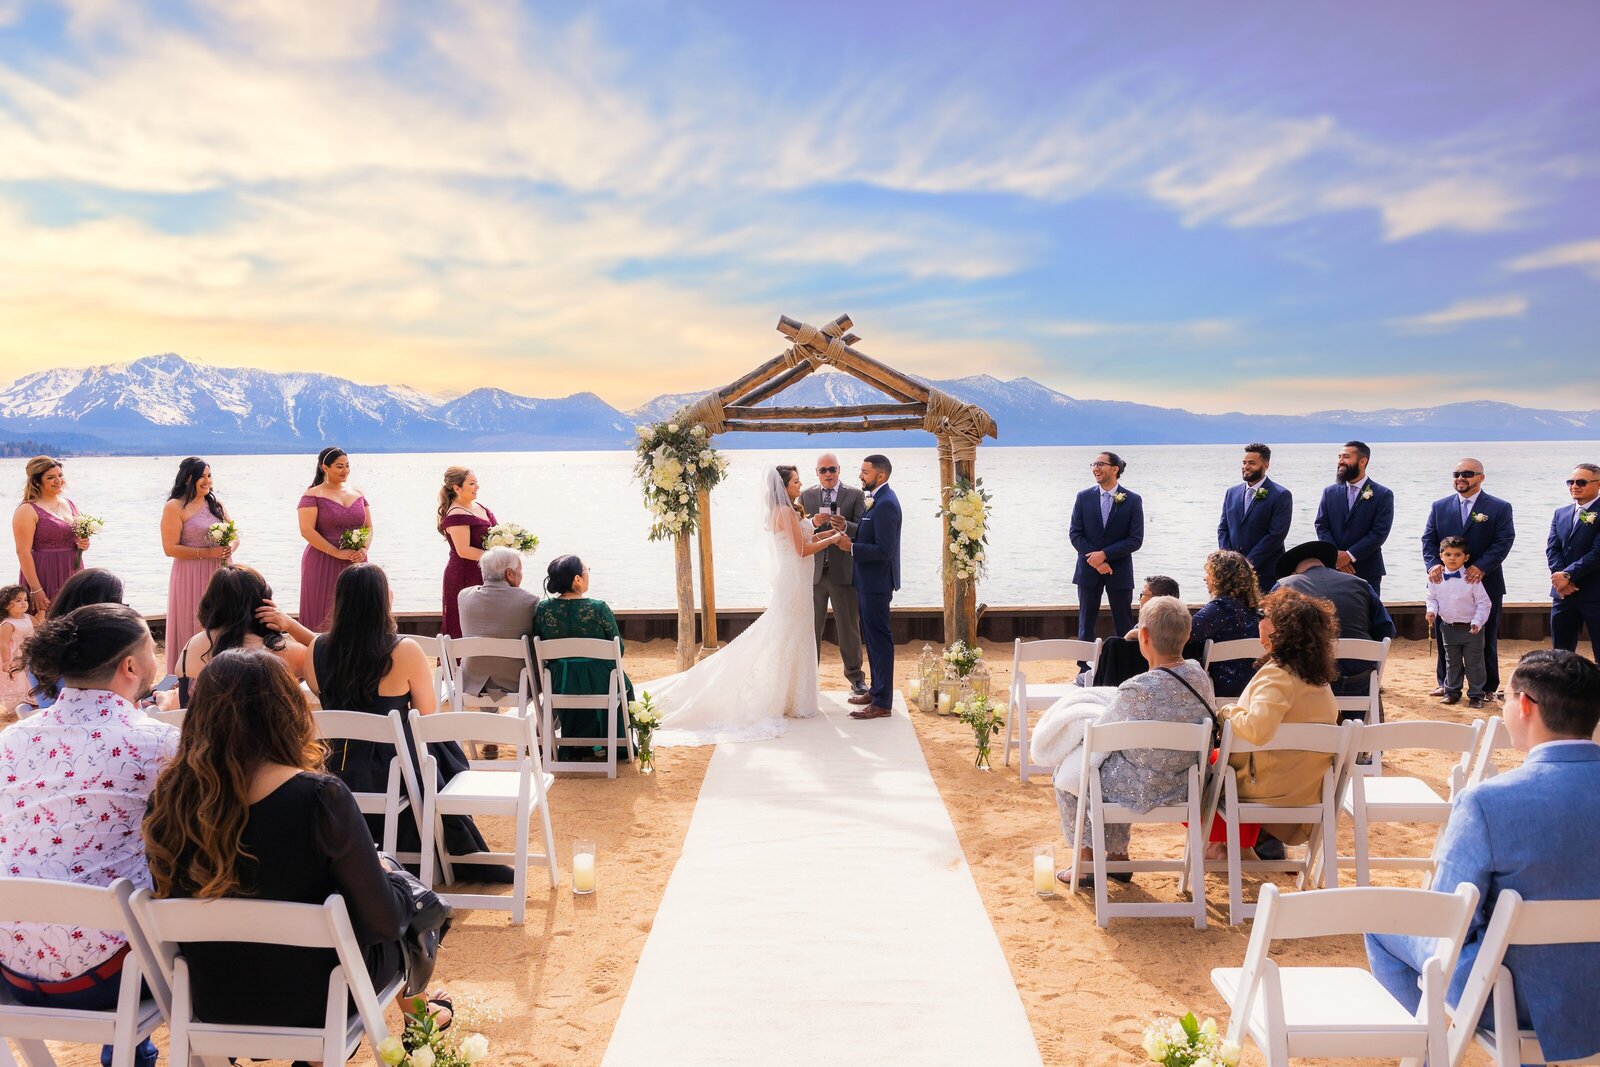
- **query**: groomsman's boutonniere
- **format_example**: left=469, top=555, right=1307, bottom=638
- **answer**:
left=1472, top=512, right=1488, bottom=523
left=1112, top=491, right=1127, bottom=505
left=1253, top=486, right=1270, bottom=501
left=1582, top=511, right=1598, bottom=526
left=1361, top=487, right=1374, bottom=501
left=864, top=494, right=875, bottom=511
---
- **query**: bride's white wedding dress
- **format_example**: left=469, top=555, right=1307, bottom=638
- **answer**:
left=650, top=471, right=824, bottom=746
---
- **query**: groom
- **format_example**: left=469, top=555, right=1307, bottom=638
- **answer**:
left=836, top=454, right=900, bottom=720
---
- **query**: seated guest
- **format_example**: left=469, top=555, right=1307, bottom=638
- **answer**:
left=533, top=555, right=634, bottom=759
left=1272, top=539, right=1395, bottom=711
left=1367, top=650, right=1600, bottom=1063
left=306, top=563, right=509, bottom=881
left=23, top=567, right=126, bottom=710
left=173, top=565, right=309, bottom=705
left=1207, top=588, right=1340, bottom=861
left=143, top=649, right=453, bottom=1030
left=1190, top=550, right=1262, bottom=699
left=456, top=545, right=540, bottom=701
left=1097, top=575, right=1189, bottom=687
left=1054, top=597, right=1214, bottom=887
left=0, top=604, right=177, bottom=1067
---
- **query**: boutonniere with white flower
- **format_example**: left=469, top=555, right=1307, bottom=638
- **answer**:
left=1361, top=487, right=1374, bottom=501
left=1472, top=511, right=1488, bottom=523
left=864, top=495, right=875, bottom=511
left=1112, top=492, right=1127, bottom=505
left=1583, top=511, right=1598, bottom=526
left=1253, top=486, right=1269, bottom=501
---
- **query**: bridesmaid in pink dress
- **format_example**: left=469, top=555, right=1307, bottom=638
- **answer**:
left=161, top=457, right=236, bottom=673
left=438, top=467, right=497, bottom=638
left=11, top=455, right=90, bottom=616
left=297, top=447, right=372, bottom=632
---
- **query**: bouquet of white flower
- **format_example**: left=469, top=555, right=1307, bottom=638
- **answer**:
left=483, top=523, right=539, bottom=554
left=338, top=526, right=372, bottom=552
left=954, top=693, right=1001, bottom=771
left=939, top=477, right=992, bottom=583
left=206, top=519, right=239, bottom=549
left=1141, top=1012, right=1240, bottom=1067
left=942, top=640, right=983, bottom=678
left=632, top=420, right=729, bottom=541
left=628, top=690, right=662, bottom=774
left=376, top=997, right=490, bottom=1067
left=70, top=514, right=104, bottom=541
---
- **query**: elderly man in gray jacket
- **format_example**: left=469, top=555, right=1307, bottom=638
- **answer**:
left=456, top=545, right=540, bottom=700
left=799, top=452, right=869, bottom=696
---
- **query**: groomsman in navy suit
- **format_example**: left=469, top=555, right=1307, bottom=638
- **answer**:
left=1547, top=462, right=1600, bottom=660
left=1422, top=458, right=1515, bottom=697
left=1217, top=442, right=1292, bottom=593
left=1313, top=440, right=1394, bottom=595
left=1068, top=451, right=1144, bottom=642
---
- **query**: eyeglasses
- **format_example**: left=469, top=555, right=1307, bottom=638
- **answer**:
left=1568, top=479, right=1594, bottom=488
left=1089, top=461, right=1112, bottom=469
left=816, top=466, right=838, bottom=474
left=1451, top=471, right=1482, bottom=479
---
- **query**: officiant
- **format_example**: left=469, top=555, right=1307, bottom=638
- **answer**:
left=801, top=453, right=869, bottom=697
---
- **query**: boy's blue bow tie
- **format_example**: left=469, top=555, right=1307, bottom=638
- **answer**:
left=1443, top=571, right=1462, bottom=581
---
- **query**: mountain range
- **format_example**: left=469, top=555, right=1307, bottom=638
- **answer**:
left=1, top=353, right=1596, bottom=455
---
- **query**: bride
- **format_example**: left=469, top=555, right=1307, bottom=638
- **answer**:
left=650, top=464, right=842, bottom=746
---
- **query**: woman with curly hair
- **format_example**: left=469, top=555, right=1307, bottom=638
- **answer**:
left=1207, top=587, right=1340, bottom=859
left=1190, top=549, right=1262, bottom=698
left=143, top=649, right=452, bottom=1029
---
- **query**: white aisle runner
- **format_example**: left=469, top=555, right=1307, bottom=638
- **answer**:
left=603, top=695, right=1042, bottom=1066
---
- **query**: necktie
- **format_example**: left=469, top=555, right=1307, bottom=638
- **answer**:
left=1100, top=491, right=1112, bottom=525
left=1461, top=498, right=1472, bottom=528
left=1348, top=484, right=1359, bottom=509
left=1243, top=484, right=1255, bottom=514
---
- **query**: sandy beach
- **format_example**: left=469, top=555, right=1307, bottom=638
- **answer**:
left=39, top=634, right=1525, bottom=1066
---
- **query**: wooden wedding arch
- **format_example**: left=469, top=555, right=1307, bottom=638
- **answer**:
left=667, top=314, right=998, bottom=667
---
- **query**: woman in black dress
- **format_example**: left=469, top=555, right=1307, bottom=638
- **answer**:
left=142, top=649, right=451, bottom=1029
left=305, top=563, right=511, bottom=882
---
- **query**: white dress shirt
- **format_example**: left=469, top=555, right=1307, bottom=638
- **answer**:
left=1426, top=570, right=1493, bottom=628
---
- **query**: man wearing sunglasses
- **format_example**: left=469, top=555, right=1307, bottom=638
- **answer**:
left=798, top=453, right=869, bottom=697
left=1421, top=459, right=1515, bottom=698
left=1547, top=463, right=1600, bottom=659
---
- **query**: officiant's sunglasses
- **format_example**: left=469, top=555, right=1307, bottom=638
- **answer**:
left=816, top=466, right=838, bottom=473
left=1451, top=471, right=1482, bottom=479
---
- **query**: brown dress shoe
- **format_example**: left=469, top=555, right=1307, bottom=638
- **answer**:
left=849, top=705, right=892, bottom=719
left=846, top=693, right=874, bottom=706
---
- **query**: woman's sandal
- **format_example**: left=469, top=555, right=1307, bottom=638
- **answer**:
left=427, top=994, right=454, bottom=1032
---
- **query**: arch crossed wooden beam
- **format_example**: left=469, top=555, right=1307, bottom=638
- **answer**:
left=669, top=314, right=999, bottom=665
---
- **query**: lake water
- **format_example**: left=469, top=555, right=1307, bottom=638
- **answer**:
left=4, top=441, right=1594, bottom=616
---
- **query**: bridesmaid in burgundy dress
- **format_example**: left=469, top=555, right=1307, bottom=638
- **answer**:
left=161, top=457, right=236, bottom=673
left=297, top=447, right=373, bottom=631
left=11, top=455, right=91, bottom=616
left=439, top=466, right=496, bottom=639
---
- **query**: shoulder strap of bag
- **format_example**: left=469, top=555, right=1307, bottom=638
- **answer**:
left=1157, top=666, right=1217, bottom=721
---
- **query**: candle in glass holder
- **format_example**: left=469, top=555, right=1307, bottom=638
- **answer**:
left=1033, top=845, right=1057, bottom=896
left=905, top=676, right=922, bottom=704
left=573, top=841, right=596, bottom=895
left=938, top=690, right=953, bottom=715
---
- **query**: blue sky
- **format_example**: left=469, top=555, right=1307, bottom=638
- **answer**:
left=0, top=0, right=1596, bottom=413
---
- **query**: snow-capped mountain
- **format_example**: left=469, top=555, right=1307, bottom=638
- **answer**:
left=2, top=356, right=1596, bottom=456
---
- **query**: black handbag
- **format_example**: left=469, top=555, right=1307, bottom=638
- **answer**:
left=380, top=854, right=454, bottom=997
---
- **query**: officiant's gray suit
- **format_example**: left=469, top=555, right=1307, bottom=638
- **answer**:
left=800, top=483, right=867, bottom=688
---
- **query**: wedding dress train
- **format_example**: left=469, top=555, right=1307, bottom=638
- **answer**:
left=650, top=471, right=823, bottom=746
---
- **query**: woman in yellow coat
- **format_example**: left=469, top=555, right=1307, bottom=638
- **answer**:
left=1211, top=587, right=1340, bottom=857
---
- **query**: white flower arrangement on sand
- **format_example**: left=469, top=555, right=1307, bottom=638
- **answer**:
left=1141, top=1012, right=1240, bottom=1067
left=376, top=997, right=491, bottom=1067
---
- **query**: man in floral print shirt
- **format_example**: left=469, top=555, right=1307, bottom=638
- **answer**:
left=0, top=603, right=175, bottom=1067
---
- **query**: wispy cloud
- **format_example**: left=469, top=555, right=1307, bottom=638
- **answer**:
left=1037, top=318, right=1239, bottom=340
left=1504, top=238, right=1600, bottom=281
left=1389, top=295, right=1529, bottom=334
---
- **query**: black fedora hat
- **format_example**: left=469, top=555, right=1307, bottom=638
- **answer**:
left=1275, top=539, right=1338, bottom=582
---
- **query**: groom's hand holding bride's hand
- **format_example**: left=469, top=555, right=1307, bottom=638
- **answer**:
left=834, top=531, right=852, bottom=553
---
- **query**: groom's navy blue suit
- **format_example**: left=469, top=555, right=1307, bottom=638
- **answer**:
left=852, top=482, right=902, bottom=710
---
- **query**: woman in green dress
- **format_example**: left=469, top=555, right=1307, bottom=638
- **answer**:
left=533, top=555, right=634, bottom=759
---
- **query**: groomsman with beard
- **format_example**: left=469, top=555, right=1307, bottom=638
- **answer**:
left=1314, top=441, right=1394, bottom=595
left=1068, top=451, right=1144, bottom=643
left=1547, top=463, right=1600, bottom=660
left=1218, top=442, right=1293, bottom=593
left=1421, top=458, right=1515, bottom=698
left=799, top=453, right=869, bottom=697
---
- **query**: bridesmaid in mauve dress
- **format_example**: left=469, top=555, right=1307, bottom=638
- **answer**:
left=161, top=457, right=236, bottom=673
left=11, top=455, right=90, bottom=615
left=438, top=467, right=497, bottom=639
left=297, top=447, right=373, bottom=632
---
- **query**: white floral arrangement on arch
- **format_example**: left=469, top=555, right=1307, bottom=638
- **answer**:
left=633, top=420, right=730, bottom=541
left=940, top=477, right=992, bottom=582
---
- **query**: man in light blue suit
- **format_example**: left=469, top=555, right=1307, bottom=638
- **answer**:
left=1313, top=440, right=1394, bottom=595
left=1218, top=442, right=1293, bottom=593
left=1366, top=649, right=1600, bottom=1064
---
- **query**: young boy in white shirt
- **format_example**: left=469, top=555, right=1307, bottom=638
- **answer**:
left=1426, top=535, right=1493, bottom=708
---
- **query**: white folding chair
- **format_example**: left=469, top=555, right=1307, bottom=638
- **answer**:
left=147, top=708, right=186, bottom=728
left=1335, top=720, right=1484, bottom=886
left=532, top=637, right=632, bottom=778
left=1467, top=716, right=1515, bottom=786
left=1336, top=637, right=1391, bottom=774
left=129, top=890, right=398, bottom=1067
left=1202, top=720, right=1357, bottom=925
left=437, top=635, right=536, bottom=717
left=1212, top=882, right=1478, bottom=1067
left=409, top=708, right=558, bottom=923
left=1200, top=638, right=1266, bottom=710
left=1004, top=637, right=1101, bottom=783
left=1065, top=720, right=1211, bottom=929
left=0, top=879, right=165, bottom=1067
left=313, top=709, right=420, bottom=861
left=1446, top=890, right=1600, bottom=1067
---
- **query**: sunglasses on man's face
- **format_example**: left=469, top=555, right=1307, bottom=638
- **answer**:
left=1568, top=479, right=1594, bottom=488
left=817, top=466, right=838, bottom=474
left=1452, top=471, right=1481, bottom=479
